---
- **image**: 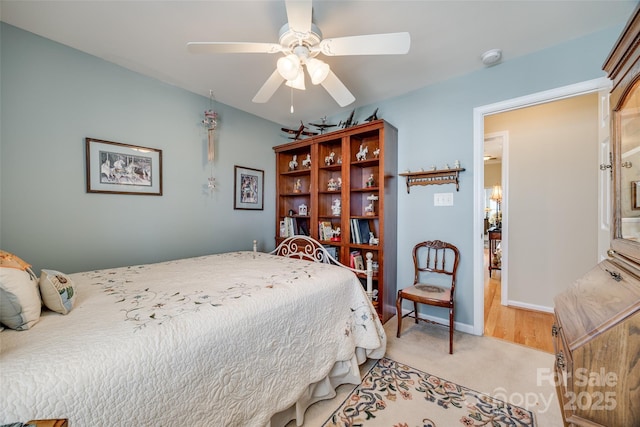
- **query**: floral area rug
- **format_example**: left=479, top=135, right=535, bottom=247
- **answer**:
left=322, top=357, right=535, bottom=427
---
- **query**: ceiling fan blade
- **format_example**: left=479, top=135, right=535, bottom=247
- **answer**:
left=319, top=32, right=411, bottom=56
left=252, top=69, right=285, bottom=103
left=320, top=70, right=355, bottom=107
left=285, top=0, right=312, bottom=33
left=187, top=42, right=283, bottom=54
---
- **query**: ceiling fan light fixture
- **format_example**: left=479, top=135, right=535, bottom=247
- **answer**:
left=285, top=71, right=305, bottom=90
left=277, top=54, right=301, bottom=80
left=306, top=57, right=330, bottom=85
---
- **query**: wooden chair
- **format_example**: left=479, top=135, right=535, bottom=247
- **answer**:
left=396, top=240, right=460, bottom=354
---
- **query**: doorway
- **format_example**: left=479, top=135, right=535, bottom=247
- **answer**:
left=472, top=77, right=612, bottom=347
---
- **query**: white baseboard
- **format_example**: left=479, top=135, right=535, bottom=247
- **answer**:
left=398, top=308, right=476, bottom=335
left=506, top=300, right=554, bottom=314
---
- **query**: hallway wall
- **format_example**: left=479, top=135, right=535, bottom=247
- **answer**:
left=485, top=93, right=599, bottom=309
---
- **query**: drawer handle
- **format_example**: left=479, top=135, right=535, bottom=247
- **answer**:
left=556, top=351, right=565, bottom=370
left=605, top=269, right=623, bottom=282
left=551, top=324, right=560, bottom=337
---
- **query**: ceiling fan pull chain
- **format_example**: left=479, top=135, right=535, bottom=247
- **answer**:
left=290, top=87, right=295, bottom=114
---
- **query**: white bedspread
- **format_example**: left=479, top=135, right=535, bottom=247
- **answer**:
left=0, top=251, right=386, bottom=426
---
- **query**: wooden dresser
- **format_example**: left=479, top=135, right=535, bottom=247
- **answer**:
left=552, top=5, right=640, bottom=426
left=553, top=260, right=640, bottom=426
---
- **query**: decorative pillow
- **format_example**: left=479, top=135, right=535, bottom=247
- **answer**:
left=40, top=269, right=77, bottom=315
left=0, top=251, right=41, bottom=330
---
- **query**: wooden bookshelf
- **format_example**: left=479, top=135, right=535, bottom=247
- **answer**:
left=273, top=120, right=398, bottom=323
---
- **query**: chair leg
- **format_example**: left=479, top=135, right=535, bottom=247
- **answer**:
left=414, top=302, right=419, bottom=323
left=396, top=294, right=403, bottom=338
left=449, top=306, right=454, bottom=354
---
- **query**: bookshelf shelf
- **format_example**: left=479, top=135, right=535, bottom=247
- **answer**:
left=273, top=120, right=398, bottom=323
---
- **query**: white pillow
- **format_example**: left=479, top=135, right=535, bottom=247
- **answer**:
left=40, top=269, right=77, bottom=315
left=0, top=252, right=41, bottom=330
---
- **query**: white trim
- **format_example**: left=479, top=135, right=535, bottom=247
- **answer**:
left=506, top=300, right=554, bottom=314
left=472, top=77, right=612, bottom=336
left=397, top=308, right=475, bottom=335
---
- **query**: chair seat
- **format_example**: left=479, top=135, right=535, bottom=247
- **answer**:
left=400, top=283, right=451, bottom=304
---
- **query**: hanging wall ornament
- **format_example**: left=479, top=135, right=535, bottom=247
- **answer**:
left=202, top=91, right=218, bottom=162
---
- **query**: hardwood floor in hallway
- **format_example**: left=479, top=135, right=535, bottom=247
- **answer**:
left=483, top=250, right=555, bottom=353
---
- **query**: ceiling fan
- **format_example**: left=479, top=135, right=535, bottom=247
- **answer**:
left=187, top=0, right=410, bottom=107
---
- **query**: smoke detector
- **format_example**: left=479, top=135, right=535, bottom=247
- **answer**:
left=481, top=49, right=502, bottom=66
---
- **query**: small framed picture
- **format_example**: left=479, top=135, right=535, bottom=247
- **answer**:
left=234, top=165, right=264, bottom=210
left=85, top=138, right=162, bottom=195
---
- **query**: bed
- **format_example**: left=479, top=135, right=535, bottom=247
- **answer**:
left=0, top=237, right=386, bottom=426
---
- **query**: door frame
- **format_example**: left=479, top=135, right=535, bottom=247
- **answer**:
left=471, top=77, right=612, bottom=336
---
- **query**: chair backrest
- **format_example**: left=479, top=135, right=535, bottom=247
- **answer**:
left=413, top=240, right=460, bottom=293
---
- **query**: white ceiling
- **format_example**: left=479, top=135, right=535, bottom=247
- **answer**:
left=1, top=1, right=637, bottom=129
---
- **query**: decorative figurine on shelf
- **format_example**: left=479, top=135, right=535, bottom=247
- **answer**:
left=356, top=144, right=368, bottom=161
left=369, top=232, right=379, bottom=246
left=373, top=147, right=380, bottom=158
left=337, top=156, right=342, bottom=165
left=365, top=173, right=375, bottom=188
left=293, top=178, right=302, bottom=193
left=289, top=155, right=298, bottom=171
left=302, top=154, right=311, bottom=168
left=325, top=151, right=335, bottom=166
left=337, top=177, right=342, bottom=190
left=364, top=202, right=375, bottom=216
left=331, top=227, right=341, bottom=242
left=454, top=160, right=461, bottom=169
left=331, top=199, right=341, bottom=216
left=431, top=165, right=437, bottom=171
left=365, top=193, right=378, bottom=216
left=327, top=178, right=338, bottom=191
left=298, top=204, right=307, bottom=216
left=444, top=163, right=450, bottom=169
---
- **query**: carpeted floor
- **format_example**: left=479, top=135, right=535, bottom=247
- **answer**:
left=288, top=315, right=564, bottom=426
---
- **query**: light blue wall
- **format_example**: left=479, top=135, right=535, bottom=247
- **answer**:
left=1, top=23, right=278, bottom=274
left=329, top=24, right=624, bottom=327
left=1, top=21, right=625, bottom=328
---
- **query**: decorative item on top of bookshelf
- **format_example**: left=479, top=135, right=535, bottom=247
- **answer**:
left=85, top=138, right=162, bottom=196
left=233, top=165, right=264, bottom=210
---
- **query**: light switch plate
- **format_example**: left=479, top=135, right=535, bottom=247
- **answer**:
left=434, top=192, right=454, bottom=206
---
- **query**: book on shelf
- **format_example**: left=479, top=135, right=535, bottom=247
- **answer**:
left=297, top=219, right=309, bottom=236
left=281, top=216, right=303, bottom=238
left=349, top=250, right=363, bottom=270
left=358, top=219, right=371, bottom=245
left=350, top=218, right=372, bottom=245
left=350, top=219, right=359, bottom=244
left=319, top=221, right=333, bottom=240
